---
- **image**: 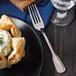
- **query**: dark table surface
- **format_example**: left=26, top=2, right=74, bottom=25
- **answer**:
left=40, top=9, right=76, bottom=76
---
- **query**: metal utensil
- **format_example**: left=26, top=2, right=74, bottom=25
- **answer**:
left=28, top=4, right=66, bottom=73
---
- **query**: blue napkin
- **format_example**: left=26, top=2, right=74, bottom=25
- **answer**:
left=0, top=0, right=54, bottom=28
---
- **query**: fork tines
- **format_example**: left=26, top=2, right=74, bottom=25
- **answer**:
left=28, top=4, right=43, bottom=24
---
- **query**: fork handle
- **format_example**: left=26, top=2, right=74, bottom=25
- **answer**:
left=41, top=30, right=66, bottom=73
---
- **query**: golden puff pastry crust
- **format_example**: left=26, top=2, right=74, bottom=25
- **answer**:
left=0, top=15, right=14, bottom=30
left=0, top=15, right=21, bottom=37
left=11, top=26, right=21, bottom=37
left=8, top=37, right=25, bottom=65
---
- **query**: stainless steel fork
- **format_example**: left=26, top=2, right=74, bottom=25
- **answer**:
left=28, top=4, right=66, bottom=73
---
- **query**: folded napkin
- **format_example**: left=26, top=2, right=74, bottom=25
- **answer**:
left=0, top=0, right=54, bottom=28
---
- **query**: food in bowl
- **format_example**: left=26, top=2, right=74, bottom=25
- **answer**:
left=0, top=15, right=25, bottom=69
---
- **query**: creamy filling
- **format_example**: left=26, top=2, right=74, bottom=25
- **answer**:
left=0, top=30, right=12, bottom=56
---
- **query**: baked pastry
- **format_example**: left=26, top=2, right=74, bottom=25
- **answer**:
left=0, top=15, right=25, bottom=69
left=10, top=0, right=36, bottom=11
left=0, top=15, right=21, bottom=37
left=8, top=37, right=25, bottom=65
left=0, top=15, right=14, bottom=30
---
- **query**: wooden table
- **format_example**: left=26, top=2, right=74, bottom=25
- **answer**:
left=40, top=10, right=76, bottom=76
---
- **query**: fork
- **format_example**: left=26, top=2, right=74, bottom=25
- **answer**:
left=28, top=4, right=66, bottom=73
